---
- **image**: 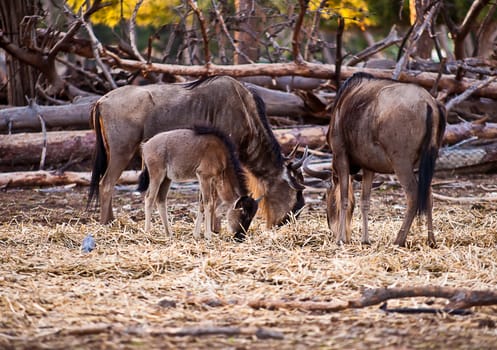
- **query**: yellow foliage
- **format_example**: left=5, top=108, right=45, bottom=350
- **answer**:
left=67, top=0, right=181, bottom=27
left=309, top=0, right=375, bottom=30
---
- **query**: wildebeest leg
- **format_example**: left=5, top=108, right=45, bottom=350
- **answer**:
left=392, top=167, right=418, bottom=247
left=202, top=179, right=217, bottom=241
left=99, top=152, right=136, bottom=224
left=157, top=178, right=172, bottom=236
left=144, top=170, right=165, bottom=233
left=334, top=157, right=352, bottom=244
left=360, top=170, right=374, bottom=245
left=212, top=199, right=222, bottom=233
left=426, top=188, right=436, bottom=248
left=193, top=191, right=204, bottom=239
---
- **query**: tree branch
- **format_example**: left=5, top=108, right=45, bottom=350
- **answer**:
left=183, top=286, right=497, bottom=313
left=393, top=2, right=440, bottom=79
left=129, top=0, right=146, bottom=62
left=445, top=76, right=497, bottom=111
left=292, top=0, right=308, bottom=63
left=212, top=0, right=253, bottom=64
left=188, top=0, right=211, bottom=65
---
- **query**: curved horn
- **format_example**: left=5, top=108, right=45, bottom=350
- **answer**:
left=290, top=146, right=309, bottom=170
left=283, top=165, right=306, bottom=191
left=302, top=155, right=332, bottom=180
left=284, top=143, right=300, bottom=161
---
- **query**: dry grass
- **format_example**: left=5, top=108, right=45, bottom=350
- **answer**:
left=1, top=174, right=497, bottom=349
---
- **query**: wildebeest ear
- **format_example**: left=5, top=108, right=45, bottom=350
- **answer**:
left=233, top=196, right=247, bottom=209
left=283, top=166, right=306, bottom=191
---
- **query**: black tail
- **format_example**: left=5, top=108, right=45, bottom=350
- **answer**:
left=87, top=105, right=107, bottom=209
left=137, top=167, right=150, bottom=192
left=417, top=105, right=438, bottom=215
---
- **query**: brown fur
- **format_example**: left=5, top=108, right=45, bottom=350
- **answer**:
left=138, top=128, right=258, bottom=241
left=328, top=73, right=446, bottom=247
left=88, top=76, right=305, bottom=227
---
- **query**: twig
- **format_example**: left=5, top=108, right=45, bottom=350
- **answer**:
left=473, top=2, right=497, bottom=56
left=304, top=0, right=326, bottom=61
left=345, top=26, right=401, bottom=66
left=129, top=0, right=146, bottom=62
left=445, top=76, right=497, bottom=111
left=433, top=192, right=497, bottom=203
left=82, top=19, right=117, bottom=89
left=211, top=0, right=253, bottom=64
left=145, top=326, right=284, bottom=339
left=334, top=15, right=344, bottom=90
left=50, top=324, right=284, bottom=340
left=187, top=0, right=211, bottom=65
left=292, top=0, right=308, bottom=63
left=184, top=286, right=497, bottom=313
left=393, top=2, right=440, bottom=79
left=25, top=98, right=48, bottom=170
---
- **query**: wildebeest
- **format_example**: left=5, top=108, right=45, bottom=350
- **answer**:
left=326, top=72, right=446, bottom=247
left=137, top=126, right=259, bottom=241
left=88, top=76, right=306, bottom=227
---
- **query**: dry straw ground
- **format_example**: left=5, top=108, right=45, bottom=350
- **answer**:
left=1, top=173, right=496, bottom=349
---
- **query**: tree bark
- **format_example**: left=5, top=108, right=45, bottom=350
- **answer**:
left=0, top=0, right=40, bottom=105
left=107, top=58, right=497, bottom=99
left=409, top=0, right=433, bottom=59
left=0, top=130, right=95, bottom=170
left=0, top=96, right=99, bottom=133
left=0, top=170, right=140, bottom=188
left=234, top=0, right=259, bottom=64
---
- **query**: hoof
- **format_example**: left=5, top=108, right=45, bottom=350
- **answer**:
left=428, top=240, right=438, bottom=249
left=233, top=232, right=246, bottom=243
left=361, top=240, right=371, bottom=246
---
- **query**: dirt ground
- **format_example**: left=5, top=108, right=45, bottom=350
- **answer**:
left=1, top=173, right=496, bottom=349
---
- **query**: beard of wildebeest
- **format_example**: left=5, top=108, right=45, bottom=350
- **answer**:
left=88, top=75, right=305, bottom=227
left=245, top=169, right=305, bottom=227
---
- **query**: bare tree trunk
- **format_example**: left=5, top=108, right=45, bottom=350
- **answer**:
left=0, top=0, right=40, bottom=105
left=409, top=0, right=433, bottom=59
left=234, top=0, right=259, bottom=64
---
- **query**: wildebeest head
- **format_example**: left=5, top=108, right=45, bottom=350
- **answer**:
left=271, top=146, right=308, bottom=225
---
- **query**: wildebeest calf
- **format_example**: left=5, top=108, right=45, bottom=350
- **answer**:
left=327, top=72, right=446, bottom=247
left=137, top=125, right=259, bottom=241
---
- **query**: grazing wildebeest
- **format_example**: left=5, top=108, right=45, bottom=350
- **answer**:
left=326, top=72, right=446, bottom=247
left=88, top=76, right=306, bottom=227
left=137, top=126, right=259, bottom=241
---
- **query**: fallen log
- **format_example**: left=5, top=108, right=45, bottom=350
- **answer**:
left=0, top=170, right=140, bottom=188
left=182, top=286, right=497, bottom=313
left=0, top=96, right=99, bottom=133
left=0, top=130, right=95, bottom=169
left=444, top=120, right=497, bottom=145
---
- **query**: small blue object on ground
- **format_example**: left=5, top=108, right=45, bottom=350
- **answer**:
left=81, top=233, right=96, bottom=253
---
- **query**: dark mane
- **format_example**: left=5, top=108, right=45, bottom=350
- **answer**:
left=193, top=124, right=249, bottom=195
left=335, top=72, right=374, bottom=104
left=183, top=75, right=220, bottom=90
left=245, top=85, right=285, bottom=169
